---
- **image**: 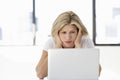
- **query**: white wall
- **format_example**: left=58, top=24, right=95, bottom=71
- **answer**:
left=0, top=46, right=42, bottom=80
left=0, top=46, right=120, bottom=80
left=96, top=46, right=120, bottom=80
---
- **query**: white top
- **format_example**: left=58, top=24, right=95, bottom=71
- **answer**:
left=43, top=35, right=94, bottom=51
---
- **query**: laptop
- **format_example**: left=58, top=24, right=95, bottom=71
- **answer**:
left=48, top=48, right=99, bottom=80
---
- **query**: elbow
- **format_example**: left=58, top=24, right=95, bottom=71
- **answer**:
left=35, top=66, right=46, bottom=79
left=36, top=72, right=45, bottom=79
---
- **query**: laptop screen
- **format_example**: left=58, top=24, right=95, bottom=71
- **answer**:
left=48, top=48, right=99, bottom=80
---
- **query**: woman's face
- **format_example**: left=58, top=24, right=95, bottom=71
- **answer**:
left=59, top=24, right=78, bottom=48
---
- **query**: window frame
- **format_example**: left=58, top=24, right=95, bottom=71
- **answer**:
left=93, top=0, right=120, bottom=46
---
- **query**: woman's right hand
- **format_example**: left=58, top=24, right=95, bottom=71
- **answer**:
left=55, top=34, right=62, bottom=48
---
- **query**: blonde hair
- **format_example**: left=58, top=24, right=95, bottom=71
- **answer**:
left=51, top=11, right=88, bottom=38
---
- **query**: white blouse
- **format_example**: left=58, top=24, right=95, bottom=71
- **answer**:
left=43, top=35, right=94, bottom=51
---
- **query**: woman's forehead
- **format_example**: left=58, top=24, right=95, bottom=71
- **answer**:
left=62, top=24, right=77, bottom=29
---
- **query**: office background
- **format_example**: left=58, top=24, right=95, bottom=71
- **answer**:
left=0, top=0, right=120, bottom=80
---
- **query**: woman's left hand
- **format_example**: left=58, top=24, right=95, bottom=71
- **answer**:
left=74, top=31, right=82, bottom=48
left=54, top=34, right=62, bottom=48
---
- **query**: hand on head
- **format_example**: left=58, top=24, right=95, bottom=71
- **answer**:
left=74, top=30, right=82, bottom=48
left=55, top=34, right=62, bottom=48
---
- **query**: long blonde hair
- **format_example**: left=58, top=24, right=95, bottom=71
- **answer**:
left=51, top=11, right=88, bottom=38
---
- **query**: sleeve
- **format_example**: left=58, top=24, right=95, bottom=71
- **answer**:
left=82, top=36, right=95, bottom=48
left=43, top=38, right=55, bottom=51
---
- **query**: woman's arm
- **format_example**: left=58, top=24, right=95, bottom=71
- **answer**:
left=99, top=64, right=102, bottom=76
left=36, top=50, right=48, bottom=79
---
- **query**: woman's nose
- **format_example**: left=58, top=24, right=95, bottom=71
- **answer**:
left=66, top=34, right=71, bottom=40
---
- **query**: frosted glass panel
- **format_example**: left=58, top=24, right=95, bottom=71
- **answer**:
left=95, top=0, right=120, bottom=45
left=0, top=0, right=33, bottom=45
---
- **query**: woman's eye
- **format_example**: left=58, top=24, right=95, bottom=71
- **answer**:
left=62, top=32, right=66, bottom=34
left=71, top=31, right=75, bottom=33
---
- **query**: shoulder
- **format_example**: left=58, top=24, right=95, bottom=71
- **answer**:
left=43, top=37, right=55, bottom=51
left=82, top=35, right=91, bottom=41
left=46, top=37, right=55, bottom=43
left=44, top=37, right=55, bottom=46
left=81, top=35, right=94, bottom=48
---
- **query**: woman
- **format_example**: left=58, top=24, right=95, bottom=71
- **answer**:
left=35, top=11, right=102, bottom=79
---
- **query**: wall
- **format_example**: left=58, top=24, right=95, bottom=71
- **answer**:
left=0, top=46, right=42, bottom=80
left=96, top=46, right=120, bottom=80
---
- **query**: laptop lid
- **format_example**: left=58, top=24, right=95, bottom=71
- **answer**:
left=48, top=48, right=99, bottom=80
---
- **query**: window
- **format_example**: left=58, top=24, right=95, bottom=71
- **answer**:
left=0, top=0, right=93, bottom=46
left=93, top=0, right=120, bottom=45
left=0, top=0, right=33, bottom=45
left=35, top=0, right=93, bottom=46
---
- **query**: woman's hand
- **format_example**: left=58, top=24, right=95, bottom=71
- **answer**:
left=55, top=34, right=62, bottom=48
left=75, top=31, right=82, bottom=48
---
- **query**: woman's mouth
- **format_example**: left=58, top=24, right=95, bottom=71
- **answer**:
left=65, top=41, right=72, bottom=43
